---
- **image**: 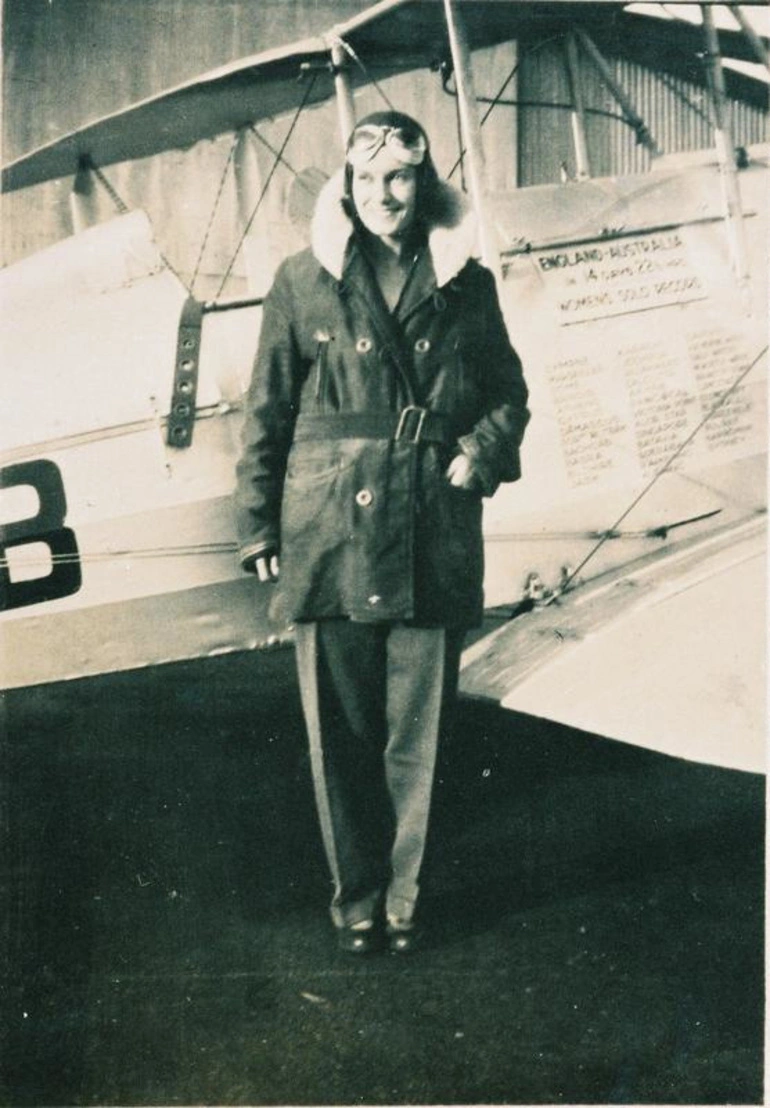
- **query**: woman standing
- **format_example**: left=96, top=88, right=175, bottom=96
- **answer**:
left=235, top=111, right=529, bottom=953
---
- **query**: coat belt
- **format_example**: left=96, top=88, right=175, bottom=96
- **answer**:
left=293, top=407, right=453, bottom=446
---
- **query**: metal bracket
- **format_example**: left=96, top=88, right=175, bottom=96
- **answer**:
left=167, top=296, right=203, bottom=448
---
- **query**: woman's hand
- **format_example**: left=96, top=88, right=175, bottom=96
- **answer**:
left=255, top=553, right=280, bottom=582
left=445, top=452, right=478, bottom=491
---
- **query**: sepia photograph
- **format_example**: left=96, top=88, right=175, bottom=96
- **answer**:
left=1, top=0, right=767, bottom=1104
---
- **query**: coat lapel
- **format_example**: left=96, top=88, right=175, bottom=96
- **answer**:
left=395, top=247, right=437, bottom=324
left=342, top=241, right=419, bottom=405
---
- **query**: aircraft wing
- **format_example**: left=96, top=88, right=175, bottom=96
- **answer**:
left=460, top=517, right=767, bottom=774
left=3, top=0, right=767, bottom=193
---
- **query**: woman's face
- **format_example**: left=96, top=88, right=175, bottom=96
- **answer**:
left=351, top=147, right=418, bottom=244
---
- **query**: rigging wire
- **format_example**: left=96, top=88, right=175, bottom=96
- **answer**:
left=548, top=342, right=768, bottom=603
left=214, top=72, right=318, bottom=300
left=86, top=158, right=129, bottom=216
left=190, top=131, right=240, bottom=295
left=332, top=35, right=396, bottom=110
left=655, top=69, right=713, bottom=127
left=454, top=93, right=630, bottom=121
left=451, top=92, right=631, bottom=122
left=445, top=58, right=522, bottom=182
left=444, top=34, right=565, bottom=182
left=248, top=125, right=316, bottom=193
left=85, top=157, right=191, bottom=291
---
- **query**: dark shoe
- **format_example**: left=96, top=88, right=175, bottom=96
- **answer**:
left=386, top=920, right=421, bottom=954
left=336, top=922, right=381, bottom=955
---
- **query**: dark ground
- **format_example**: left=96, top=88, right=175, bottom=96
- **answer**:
left=0, top=646, right=765, bottom=1106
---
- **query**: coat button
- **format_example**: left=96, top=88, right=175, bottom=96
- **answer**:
left=356, top=337, right=373, bottom=353
left=415, top=338, right=431, bottom=353
left=355, top=488, right=374, bottom=507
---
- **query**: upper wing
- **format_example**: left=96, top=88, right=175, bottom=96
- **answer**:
left=3, top=1, right=767, bottom=192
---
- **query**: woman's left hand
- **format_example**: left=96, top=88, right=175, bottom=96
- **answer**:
left=446, top=452, right=478, bottom=490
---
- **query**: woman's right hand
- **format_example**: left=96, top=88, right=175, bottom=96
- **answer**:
left=255, top=553, right=280, bottom=582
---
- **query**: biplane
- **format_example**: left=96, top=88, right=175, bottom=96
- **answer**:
left=1, top=0, right=767, bottom=772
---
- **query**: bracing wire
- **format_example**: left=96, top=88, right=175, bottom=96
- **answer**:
left=214, top=73, right=318, bottom=300
left=332, top=35, right=396, bottom=110
left=87, top=159, right=129, bottom=215
left=446, top=60, right=522, bottom=181
left=656, top=70, right=713, bottom=127
left=248, top=125, right=317, bottom=195
left=190, top=131, right=240, bottom=295
left=549, top=342, right=768, bottom=602
left=86, top=157, right=191, bottom=292
left=445, top=34, right=566, bottom=182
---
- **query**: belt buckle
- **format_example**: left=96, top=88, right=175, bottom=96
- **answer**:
left=395, top=405, right=427, bottom=444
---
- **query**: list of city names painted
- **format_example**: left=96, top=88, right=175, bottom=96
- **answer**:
left=688, top=328, right=759, bottom=454
left=545, top=328, right=763, bottom=491
left=537, top=230, right=707, bottom=325
left=619, top=339, right=699, bottom=475
left=546, top=355, right=633, bottom=488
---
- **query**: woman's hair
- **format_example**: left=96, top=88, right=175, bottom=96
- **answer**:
left=342, top=110, right=442, bottom=228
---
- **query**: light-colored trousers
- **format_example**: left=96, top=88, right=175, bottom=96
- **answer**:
left=294, top=620, right=464, bottom=928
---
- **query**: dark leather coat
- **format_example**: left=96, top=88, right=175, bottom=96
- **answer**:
left=235, top=172, right=529, bottom=628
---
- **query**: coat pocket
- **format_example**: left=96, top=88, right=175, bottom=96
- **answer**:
left=284, top=441, right=356, bottom=485
left=279, top=443, right=359, bottom=608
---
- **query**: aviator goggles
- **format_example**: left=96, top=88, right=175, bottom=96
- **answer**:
left=346, top=124, right=427, bottom=168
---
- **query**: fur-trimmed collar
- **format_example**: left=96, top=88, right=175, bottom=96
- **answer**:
left=310, top=168, right=478, bottom=288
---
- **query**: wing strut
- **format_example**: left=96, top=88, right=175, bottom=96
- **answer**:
left=575, top=30, right=660, bottom=156
left=731, top=5, right=770, bottom=74
left=442, top=0, right=501, bottom=281
left=69, top=158, right=100, bottom=234
left=565, top=32, right=592, bottom=179
left=701, top=4, right=750, bottom=284
left=329, top=37, right=357, bottom=147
